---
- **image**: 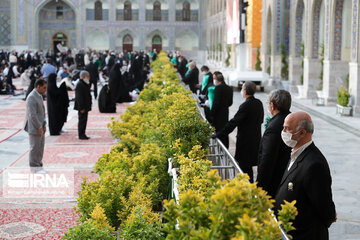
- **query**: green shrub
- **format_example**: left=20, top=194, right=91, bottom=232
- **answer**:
left=62, top=222, right=116, bottom=240
left=119, top=209, right=165, bottom=240
left=337, top=86, right=351, bottom=106
left=255, top=46, right=262, bottom=71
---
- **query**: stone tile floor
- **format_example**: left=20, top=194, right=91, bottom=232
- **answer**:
left=0, top=81, right=124, bottom=239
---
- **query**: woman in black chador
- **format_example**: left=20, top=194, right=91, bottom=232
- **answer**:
left=98, top=84, right=116, bottom=113
left=109, top=63, right=131, bottom=104
left=46, top=73, right=69, bottom=135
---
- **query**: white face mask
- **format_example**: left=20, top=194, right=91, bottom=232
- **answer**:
left=281, top=131, right=299, bottom=148
left=213, top=80, right=218, bottom=86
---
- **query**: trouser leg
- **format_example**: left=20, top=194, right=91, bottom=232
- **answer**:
left=29, top=133, right=45, bottom=168
left=93, top=82, right=98, bottom=99
left=78, top=111, right=88, bottom=137
left=238, top=162, right=254, bottom=183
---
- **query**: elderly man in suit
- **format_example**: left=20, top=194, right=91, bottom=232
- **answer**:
left=24, top=79, right=47, bottom=173
left=74, top=71, right=92, bottom=140
left=214, top=81, right=264, bottom=183
left=275, top=112, right=336, bottom=240
left=257, top=89, right=292, bottom=198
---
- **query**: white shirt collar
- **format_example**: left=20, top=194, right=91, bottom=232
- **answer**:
left=288, top=140, right=313, bottom=171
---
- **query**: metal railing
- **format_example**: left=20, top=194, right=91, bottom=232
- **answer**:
left=193, top=93, right=290, bottom=240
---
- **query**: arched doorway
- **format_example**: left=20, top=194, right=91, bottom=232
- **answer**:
left=52, top=32, right=68, bottom=54
left=123, top=34, right=133, bottom=52
left=38, top=0, right=76, bottom=50
left=152, top=35, right=162, bottom=53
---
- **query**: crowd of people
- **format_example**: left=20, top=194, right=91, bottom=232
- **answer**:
left=180, top=61, right=336, bottom=240
left=2, top=47, right=337, bottom=239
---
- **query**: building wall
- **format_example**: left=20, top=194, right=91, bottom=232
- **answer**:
left=2, top=0, right=202, bottom=56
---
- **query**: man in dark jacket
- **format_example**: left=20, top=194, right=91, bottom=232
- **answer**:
left=215, top=81, right=264, bottom=182
left=210, top=72, right=233, bottom=148
left=85, top=57, right=99, bottom=99
left=178, top=56, right=188, bottom=78
left=257, top=89, right=292, bottom=198
left=275, top=112, right=336, bottom=240
left=182, top=61, right=199, bottom=93
left=74, top=71, right=92, bottom=140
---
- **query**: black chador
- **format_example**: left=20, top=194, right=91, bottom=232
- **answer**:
left=46, top=73, right=69, bottom=135
left=98, top=84, right=116, bottom=113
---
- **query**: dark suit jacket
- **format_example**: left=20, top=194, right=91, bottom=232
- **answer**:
left=275, top=143, right=336, bottom=240
left=85, top=63, right=99, bottom=84
left=218, top=96, right=264, bottom=167
left=74, top=80, right=92, bottom=112
left=182, top=67, right=199, bottom=93
left=210, top=82, right=233, bottom=131
left=257, top=112, right=292, bottom=198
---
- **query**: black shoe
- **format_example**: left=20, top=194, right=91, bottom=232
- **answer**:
left=79, top=135, right=90, bottom=140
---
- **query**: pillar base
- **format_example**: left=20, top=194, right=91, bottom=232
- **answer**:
left=323, top=60, right=349, bottom=106
left=349, top=62, right=360, bottom=114
left=303, top=58, right=322, bottom=99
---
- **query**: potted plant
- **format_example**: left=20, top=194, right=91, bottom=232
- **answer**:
left=336, top=86, right=352, bottom=116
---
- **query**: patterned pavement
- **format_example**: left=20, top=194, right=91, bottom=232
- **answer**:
left=0, top=80, right=127, bottom=239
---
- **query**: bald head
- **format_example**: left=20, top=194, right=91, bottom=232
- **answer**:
left=283, top=111, right=314, bottom=150
left=286, top=112, right=314, bottom=134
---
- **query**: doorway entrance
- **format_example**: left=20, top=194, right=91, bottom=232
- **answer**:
left=52, top=32, right=68, bottom=54
left=152, top=35, right=162, bottom=53
left=123, top=34, right=133, bottom=52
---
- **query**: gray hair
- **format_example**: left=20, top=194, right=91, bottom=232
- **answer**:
left=80, top=70, right=89, bottom=79
left=243, top=81, right=256, bottom=96
left=268, top=89, right=292, bottom=113
left=296, top=119, right=314, bottom=134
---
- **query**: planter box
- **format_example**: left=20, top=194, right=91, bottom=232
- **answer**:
left=297, top=85, right=305, bottom=98
left=313, top=90, right=325, bottom=106
left=336, top=104, right=353, bottom=116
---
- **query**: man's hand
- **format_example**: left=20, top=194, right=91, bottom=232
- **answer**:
left=43, top=125, right=46, bottom=133
left=80, top=109, right=86, bottom=114
left=37, top=128, right=43, bottom=137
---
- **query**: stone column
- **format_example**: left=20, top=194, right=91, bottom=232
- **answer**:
left=301, top=0, right=320, bottom=98
left=303, top=57, right=321, bottom=98
left=169, top=0, right=175, bottom=22
left=109, top=0, right=115, bottom=49
left=287, top=0, right=301, bottom=93
left=270, top=0, right=282, bottom=78
left=139, top=0, right=145, bottom=22
left=322, top=0, right=349, bottom=105
left=349, top=0, right=360, bottom=113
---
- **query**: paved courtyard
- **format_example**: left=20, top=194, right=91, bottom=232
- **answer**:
left=0, top=81, right=126, bottom=239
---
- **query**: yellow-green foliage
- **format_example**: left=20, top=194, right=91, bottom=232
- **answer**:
left=164, top=172, right=297, bottom=240
left=74, top=51, right=212, bottom=235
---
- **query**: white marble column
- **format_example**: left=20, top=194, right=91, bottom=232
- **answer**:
left=349, top=0, right=360, bottom=113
